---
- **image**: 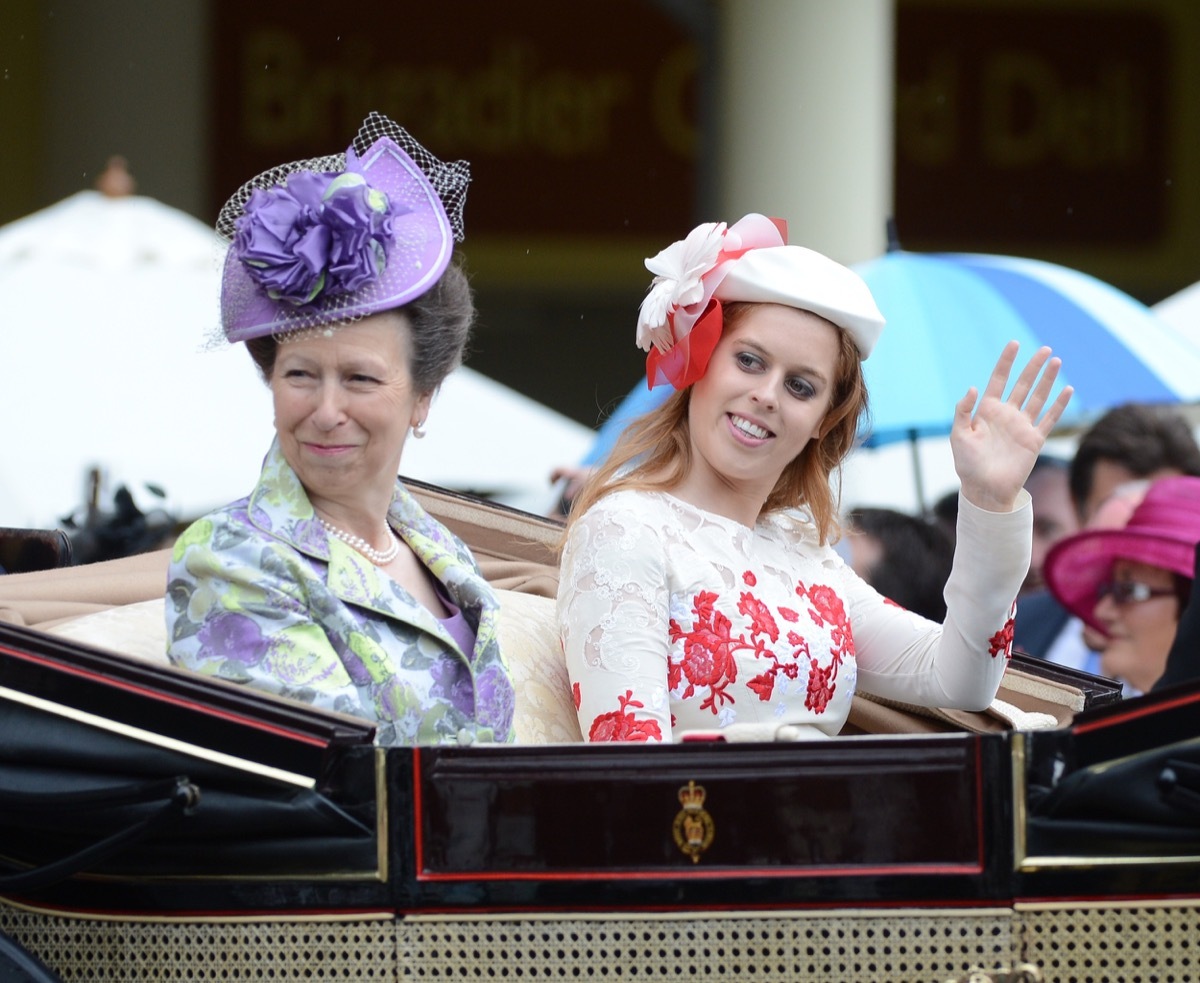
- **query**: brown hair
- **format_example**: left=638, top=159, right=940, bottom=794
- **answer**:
left=1069, top=402, right=1200, bottom=518
left=244, top=258, right=474, bottom=394
left=563, top=302, right=869, bottom=546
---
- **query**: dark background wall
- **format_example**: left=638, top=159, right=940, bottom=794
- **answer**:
left=3, top=0, right=1198, bottom=430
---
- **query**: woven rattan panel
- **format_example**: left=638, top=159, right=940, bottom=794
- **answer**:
left=396, top=910, right=1018, bottom=981
left=0, top=905, right=399, bottom=980
left=1016, top=902, right=1200, bottom=983
left=1, top=904, right=1019, bottom=981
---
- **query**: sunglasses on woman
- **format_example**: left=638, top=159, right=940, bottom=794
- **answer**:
left=1095, top=581, right=1176, bottom=606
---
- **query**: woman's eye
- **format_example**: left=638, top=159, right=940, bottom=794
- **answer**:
left=736, top=352, right=761, bottom=370
left=786, top=378, right=815, bottom=399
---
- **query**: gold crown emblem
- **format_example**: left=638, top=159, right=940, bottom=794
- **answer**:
left=678, top=780, right=706, bottom=811
left=672, top=780, right=714, bottom=862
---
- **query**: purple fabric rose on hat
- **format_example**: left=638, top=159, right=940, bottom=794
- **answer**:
left=234, top=169, right=399, bottom=306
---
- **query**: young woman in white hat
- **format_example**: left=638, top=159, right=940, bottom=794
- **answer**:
left=558, top=214, right=1072, bottom=743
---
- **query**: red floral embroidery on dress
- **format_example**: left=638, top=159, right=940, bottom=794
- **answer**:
left=747, top=633, right=806, bottom=701
left=669, top=578, right=852, bottom=714
left=742, top=571, right=757, bottom=587
left=739, top=592, right=779, bottom=643
left=806, top=659, right=837, bottom=712
left=988, top=605, right=1017, bottom=661
left=572, top=682, right=581, bottom=710
left=668, top=591, right=742, bottom=712
left=588, top=690, right=663, bottom=742
left=883, top=597, right=904, bottom=609
left=794, top=581, right=856, bottom=714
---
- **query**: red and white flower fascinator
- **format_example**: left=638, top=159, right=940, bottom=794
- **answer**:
left=636, top=213, right=885, bottom=390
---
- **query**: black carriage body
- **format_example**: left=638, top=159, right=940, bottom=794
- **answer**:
left=3, top=621, right=1195, bottom=923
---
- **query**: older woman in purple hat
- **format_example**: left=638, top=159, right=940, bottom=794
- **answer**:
left=557, top=214, right=1074, bottom=743
left=165, top=113, right=514, bottom=747
left=1045, top=475, right=1200, bottom=696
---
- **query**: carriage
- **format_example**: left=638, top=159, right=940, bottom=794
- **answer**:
left=1, top=483, right=1197, bottom=983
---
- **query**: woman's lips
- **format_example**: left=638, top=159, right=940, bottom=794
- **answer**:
left=303, top=442, right=356, bottom=456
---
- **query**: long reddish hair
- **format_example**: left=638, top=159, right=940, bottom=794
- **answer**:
left=564, top=302, right=870, bottom=546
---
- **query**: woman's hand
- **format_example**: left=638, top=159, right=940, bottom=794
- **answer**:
left=950, top=342, right=1073, bottom=512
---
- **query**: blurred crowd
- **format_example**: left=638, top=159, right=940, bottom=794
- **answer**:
left=845, top=401, right=1200, bottom=697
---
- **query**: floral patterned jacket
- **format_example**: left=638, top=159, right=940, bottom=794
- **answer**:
left=558, top=490, right=1027, bottom=743
left=166, top=440, right=515, bottom=746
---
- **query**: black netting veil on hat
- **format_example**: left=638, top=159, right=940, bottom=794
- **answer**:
left=216, top=112, right=470, bottom=245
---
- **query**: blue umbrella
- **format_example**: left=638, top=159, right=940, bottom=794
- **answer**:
left=852, top=248, right=1200, bottom=507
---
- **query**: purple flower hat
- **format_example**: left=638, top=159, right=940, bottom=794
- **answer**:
left=217, top=112, right=470, bottom=342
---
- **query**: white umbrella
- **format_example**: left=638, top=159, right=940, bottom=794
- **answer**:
left=0, top=189, right=272, bottom=529
left=400, top=365, right=596, bottom=515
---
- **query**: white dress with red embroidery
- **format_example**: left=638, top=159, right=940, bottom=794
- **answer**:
left=557, top=489, right=1026, bottom=743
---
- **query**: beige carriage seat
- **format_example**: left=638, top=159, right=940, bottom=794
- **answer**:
left=34, top=584, right=583, bottom=745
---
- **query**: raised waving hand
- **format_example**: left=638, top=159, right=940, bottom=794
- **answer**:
left=950, top=342, right=1073, bottom=512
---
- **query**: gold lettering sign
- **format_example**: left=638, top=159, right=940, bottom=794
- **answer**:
left=211, top=0, right=699, bottom=238
left=895, top=4, right=1168, bottom=248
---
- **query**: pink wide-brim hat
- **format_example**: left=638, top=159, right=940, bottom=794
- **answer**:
left=217, top=113, right=468, bottom=343
left=1044, top=474, right=1200, bottom=632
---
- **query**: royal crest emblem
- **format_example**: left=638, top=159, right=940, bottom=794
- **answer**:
left=672, top=780, right=715, bottom=863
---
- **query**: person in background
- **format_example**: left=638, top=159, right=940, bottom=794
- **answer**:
left=1069, top=402, right=1200, bottom=524
left=1022, top=455, right=1078, bottom=596
left=927, top=488, right=960, bottom=547
left=558, top=213, right=1071, bottom=743
left=1020, top=479, right=1151, bottom=674
left=165, top=113, right=514, bottom=747
left=1013, top=402, right=1200, bottom=665
left=1044, top=476, right=1200, bottom=696
left=841, top=507, right=954, bottom=622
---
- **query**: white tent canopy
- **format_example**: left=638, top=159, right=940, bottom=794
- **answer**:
left=0, top=191, right=592, bottom=528
left=402, top=366, right=594, bottom=514
left=0, top=190, right=270, bottom=527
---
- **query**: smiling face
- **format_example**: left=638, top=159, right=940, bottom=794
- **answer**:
left=270, top=311, right=431, bottom=514
left=674, top=303, right=840, bottom=521
left=1095, top=558, right=1182, bottom=694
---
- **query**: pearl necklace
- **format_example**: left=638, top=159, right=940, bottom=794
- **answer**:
left=317, top=516, right=401, bottom=566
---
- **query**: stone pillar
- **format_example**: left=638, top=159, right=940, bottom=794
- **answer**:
left=714, top=0, right=894, bottom=265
